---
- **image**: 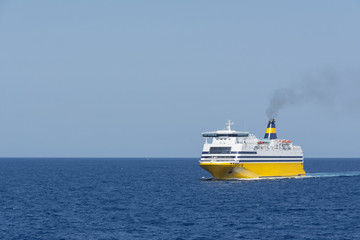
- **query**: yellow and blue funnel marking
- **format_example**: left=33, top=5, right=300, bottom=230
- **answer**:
left=264, top=118, right=277, bottom=139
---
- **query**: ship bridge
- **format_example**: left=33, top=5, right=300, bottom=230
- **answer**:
left=200, top=121, right=257, bottom=163
left=202, top=120, right=249, bottom=140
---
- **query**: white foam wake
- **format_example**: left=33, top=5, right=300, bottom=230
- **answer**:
left=304, top=171, right=360, bottom=178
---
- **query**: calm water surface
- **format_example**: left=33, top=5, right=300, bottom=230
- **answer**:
left=0, top=158, right=359, bottom=240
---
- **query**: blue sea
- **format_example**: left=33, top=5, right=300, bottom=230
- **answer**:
left=0, top=158, right=359, bottom=240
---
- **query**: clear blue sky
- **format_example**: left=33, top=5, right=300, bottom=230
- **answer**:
left=0, top=1, right=359, bottom=157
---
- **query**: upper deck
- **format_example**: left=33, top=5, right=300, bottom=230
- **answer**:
left=202, top=121, right=256, bottom=145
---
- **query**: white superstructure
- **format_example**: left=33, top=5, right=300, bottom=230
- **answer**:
left=200, top=120, right=303, bottom=164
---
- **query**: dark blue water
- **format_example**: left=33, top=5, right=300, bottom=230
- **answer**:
left=0, top=158, right=359, bottom=240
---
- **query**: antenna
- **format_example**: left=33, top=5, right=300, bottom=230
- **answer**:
left=226, top=120, right=233, bottom=131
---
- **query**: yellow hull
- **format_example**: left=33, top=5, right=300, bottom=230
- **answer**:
left=200, top=162, right=305, bottom=179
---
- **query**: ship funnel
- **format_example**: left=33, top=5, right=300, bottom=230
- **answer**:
left=264, top=118, right=277, bottom=139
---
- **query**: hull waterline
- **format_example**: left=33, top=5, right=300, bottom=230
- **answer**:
left=200, top=162, right=305, bottom=179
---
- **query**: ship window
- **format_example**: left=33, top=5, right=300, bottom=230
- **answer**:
left=209, top=147, right=231, bottom=154
left=203, top=133, right=249, bottom=137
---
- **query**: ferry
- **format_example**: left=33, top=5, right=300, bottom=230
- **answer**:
left=199, top=119, right=305, bottom=179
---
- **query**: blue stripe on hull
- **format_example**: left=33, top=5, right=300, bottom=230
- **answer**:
left=238, top=156, right=303, bottom=158
left=238, top=160, right=303, bottom=163
left=234, top=151, right=257, bottom=154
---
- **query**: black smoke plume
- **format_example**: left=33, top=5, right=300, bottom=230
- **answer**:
left=266, top=70, right=338, bottom=118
